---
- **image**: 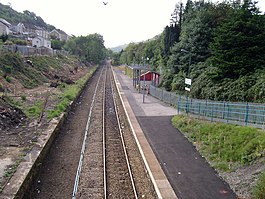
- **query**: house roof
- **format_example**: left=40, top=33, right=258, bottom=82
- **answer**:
left=33, top=36, right=50, bottom=41
left=56, top=29, right=67, bottom=35
left=32, top=37, right=41, bottom=41
left=141, top=71, right=160, bottom=76
left=0, top=18, right=11, bottom=27
left=17, top=22, right=25, bottom=27
left=34, top=25, right=45, bottom=31
left=24, top=23, right=46, bottom=31
left=23, top=23, right=35, bottom=29
left=50, top=28, right=68, bottom=36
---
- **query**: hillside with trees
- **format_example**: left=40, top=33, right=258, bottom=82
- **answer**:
left=0, top=3, right=109, bottom=65
left=64, top=33, right=108, bottom=64
left=115, top=0, right=265, bottom=103
left=0, top=3, right=55, bottom=31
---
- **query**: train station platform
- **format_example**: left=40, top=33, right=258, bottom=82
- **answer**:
left=113, top=67, right=237, bottom=199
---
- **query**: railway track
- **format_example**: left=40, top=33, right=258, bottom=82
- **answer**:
left=24, top=61, right=157, bottom=199
left=74, top=64, right=137, bottom=198
left=104, top=65, right=137, bottom=198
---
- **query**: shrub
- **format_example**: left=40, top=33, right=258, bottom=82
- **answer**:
left=26, top=101, right=43, bottom=118
left=0, top=83, right=4, bottom=92
left=13, top=39, right=27, bottom=46
left=21, top=95, right=26, bottom=101
left=3, top=65, right=12, bottom=74
left=5, top=76, right=12, bottom=83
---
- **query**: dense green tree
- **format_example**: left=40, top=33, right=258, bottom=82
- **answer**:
left=64, top=33, right=107, bottom=64
left=114, top=0, right=265, bottom=102
left=118, top=37, right=164, bottom=72
left=0, top=34, right=8, bottom=42
left=162, top=2, right=183, bottom=64
left=210, top=0, right=265, bottom=79
left=163, top=24, right=180, bottom=58
left=111, top=51, right=122, bottom=66
left=144, top=37, right=164, bottom=70
left=119, top=42, right=148, bottom=65
left=0, top=3, right=55, bottom=31
left=51, top=40, right=65, bottom=50
left=167, top=1, right=223, bottom=76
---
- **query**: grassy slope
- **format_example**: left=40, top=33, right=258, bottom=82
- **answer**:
left=0, top=52, right=79, bottom=89
left=172, top=114, right=265, bottom=198
left=0, top=52, right=97, bottom=192
left=0, top=52, right=97, bottom=119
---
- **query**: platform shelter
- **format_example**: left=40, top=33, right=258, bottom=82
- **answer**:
left=126, top=65, right=160, bottom=91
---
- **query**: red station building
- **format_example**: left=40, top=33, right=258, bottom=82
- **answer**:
left=140, top=71, right=160, bottom=86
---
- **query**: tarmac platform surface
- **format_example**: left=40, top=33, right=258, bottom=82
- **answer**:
left=113, top=68, right=237, bottom=199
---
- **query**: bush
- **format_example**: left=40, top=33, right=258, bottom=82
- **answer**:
left=3, top=65, right=12, bottom=74
left=161, top=73, right=174, bottom=91
left=26, top=101, right=43, bottom=118
left=0, top=83, right=4, bottom=92
left=13, top=39, right=27, bottom=46
left=21, top=95, right=26, bottom=101
left=5, top=76, right=12, bottom=83
left=0, top=34, right=8, bottom=42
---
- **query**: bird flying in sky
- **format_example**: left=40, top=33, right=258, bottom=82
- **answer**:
left=103, top=1, right=108, bottom=5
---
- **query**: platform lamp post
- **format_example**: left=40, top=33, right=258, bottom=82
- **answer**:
left=181, top=49, right=191, bottom=113
left=143, top=57, right=149, bottom=103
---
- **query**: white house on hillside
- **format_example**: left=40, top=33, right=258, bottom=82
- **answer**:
left=32, top=36, right=51, bottom=48
left=23, top=24, right=49, bottom=39
left=49, top=29, right=70, bottom=41
left=0, top=18, right=11, bottom=35
left=35, top=25, right=49, bottom=39
left=16, top=22, right=26, bottom=34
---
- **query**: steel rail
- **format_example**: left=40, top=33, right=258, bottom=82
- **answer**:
left=107, top=65, right=138, bottom=199
left=103, top=65, right=107, bottom=199
left=72, top=67, right=105, bottom=199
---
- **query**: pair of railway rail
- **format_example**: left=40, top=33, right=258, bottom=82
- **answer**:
left=72, top=64, right=138, bottom=198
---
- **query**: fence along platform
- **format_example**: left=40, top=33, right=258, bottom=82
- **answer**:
left=1, top=44, right=69, bottom=57
left=149, top=85, right=265, bottom=129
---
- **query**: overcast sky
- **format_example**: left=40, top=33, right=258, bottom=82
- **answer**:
left=0, top=0, right=265, bottom=48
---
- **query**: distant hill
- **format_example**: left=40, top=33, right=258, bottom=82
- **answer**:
left=0, top=3, right=55, bottom=31
left=110, top=44, right=128, bottom=52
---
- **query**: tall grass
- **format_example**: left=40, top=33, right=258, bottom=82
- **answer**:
left=26, top=101, right=43, bottom=118
left=172, top=115, right=265, bottom=168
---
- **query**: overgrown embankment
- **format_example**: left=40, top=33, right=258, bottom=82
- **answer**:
left=0, top=51, right=97, bottom=193
left=170, top=68, right=265, bottom=103
left=172, top=114, right=265, bottom=199
left=0, top=52, right=84, bottom=89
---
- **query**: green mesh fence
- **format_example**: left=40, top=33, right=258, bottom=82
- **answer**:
left=150, top=85, right=265, bottom=128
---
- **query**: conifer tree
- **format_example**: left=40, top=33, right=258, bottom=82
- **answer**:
left=210, top=0, right=265, bottom=79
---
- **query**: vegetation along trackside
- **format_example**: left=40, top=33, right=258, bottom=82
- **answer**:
left=114, top=0, right=265, bottom=103
left=172, top=114, right=265, bottom=198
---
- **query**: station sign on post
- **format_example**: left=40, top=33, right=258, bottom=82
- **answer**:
left=185, top=78, right=192, bottom=85
left=185, top=78, right=192, bottom=92
left=185, top=87, right=191, bottom=92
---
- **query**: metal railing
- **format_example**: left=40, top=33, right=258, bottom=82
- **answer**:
left=0, top=45, right=69, bottom=57
left=149, top=85, right=265, bottom=128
